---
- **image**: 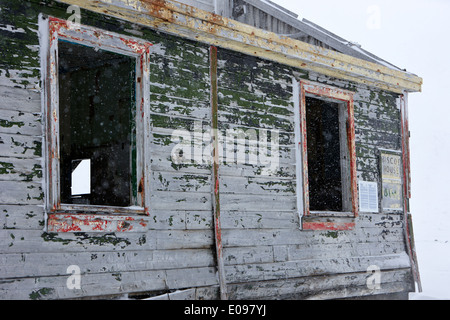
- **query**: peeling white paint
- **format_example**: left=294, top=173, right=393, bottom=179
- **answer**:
left=0, top=25, right=26, bottom=33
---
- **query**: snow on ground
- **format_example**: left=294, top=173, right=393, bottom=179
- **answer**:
left=409, top=211, right=450, bottom=300
left=408, top=126, right=450, bottom=300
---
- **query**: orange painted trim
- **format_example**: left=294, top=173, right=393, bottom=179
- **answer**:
left=303, top=221, right=355, bottom=231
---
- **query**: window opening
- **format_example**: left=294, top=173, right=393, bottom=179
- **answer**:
left=297, top=80, right=358, bottom=231
left=58, top=40, right=136, bottom=207
left=305, top=96, right=343, bottom=212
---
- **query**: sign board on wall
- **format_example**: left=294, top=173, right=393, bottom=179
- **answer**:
left=380, top=150, right=403, bottom=211
left=359, top=181, right=378, bottom=213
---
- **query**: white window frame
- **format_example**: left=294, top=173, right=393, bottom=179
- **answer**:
left=40, top=15, right=151, bottom=232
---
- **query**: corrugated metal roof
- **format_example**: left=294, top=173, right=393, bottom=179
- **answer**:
left=176, top=0, right=406, bottom=71
left=240, top=0, right=405, bottom=70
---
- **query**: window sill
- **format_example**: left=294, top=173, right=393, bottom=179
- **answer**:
left=47, top=212, right=149, bottom=233
left=58, top=204, right=146, bottom=215
left=302, top=214, right=355, bottom=231
left=309, top=211, right=354, bottom=218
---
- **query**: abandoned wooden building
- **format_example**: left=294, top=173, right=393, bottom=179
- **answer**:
left=0, top=0, right=422, bottom=299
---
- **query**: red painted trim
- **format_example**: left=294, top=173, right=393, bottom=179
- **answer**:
left=347, top=99, right=359, bottom=217
left=303, top=221, right=355, bottom=231
left=47, top=214, right=148, bottom=233
left=210, top=45, right=228, bottom=300
left=298, top=81, right=358, bottom=230
left=48, top=17, right=152, bottom=55
left=400, top=94, right=422, bottom=291
left=400, top=95, right=411, bottom=199
left=299, top=84, right=310, bottom=216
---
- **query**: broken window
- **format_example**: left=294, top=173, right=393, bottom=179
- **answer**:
left=297, top=81, right=358, bottom=230
left=42, top=16, right=151, bottom=224
left=305, top=96, right=350, bottom=212
left=58, top=41, right=135, bottom=207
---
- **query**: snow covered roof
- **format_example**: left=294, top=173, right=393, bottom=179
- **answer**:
left=237, top=0, right=404, bottom=71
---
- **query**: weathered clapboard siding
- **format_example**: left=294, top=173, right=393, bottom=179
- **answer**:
left=1, top=249, right=215, bottom=279
left=214, top=46, right=413, bottom=299
left=228, top=269, right=412, bottom=300
left=0, top=158, right=42, bottom=182
left=0, top=133, right=42, bottom=159
left=0, top=205, right=45, bottom=230
left=0, top=87, right=41, bottom=113
left=0, top=0, right=219, bottom=300
left=148, top=210, right=213, bottom=230
left=0, top=110, right=41, bottom=137
left=0, top=267, right=218, bottom=300
left=223, top=241, right=406, bottom=267
left=225, top=252, right=410, bottom=283
left=0, top=0, right=417, bottom=300
left=0, top=70, right=40, bottom=90
left=0, top=181, right=43, bottom=205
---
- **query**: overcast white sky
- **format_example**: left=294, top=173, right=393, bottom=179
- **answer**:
left=272, top=0, right=450, bottom=220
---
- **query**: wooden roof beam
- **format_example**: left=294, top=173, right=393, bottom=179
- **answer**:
left=55, top=0, right=422, bottom=93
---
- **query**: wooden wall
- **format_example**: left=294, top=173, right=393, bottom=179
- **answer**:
left=216, top=50, right=413, bottom=299
left=0, top=0, right=414, bottom=299
left=0, top=0, right=219, bottom=300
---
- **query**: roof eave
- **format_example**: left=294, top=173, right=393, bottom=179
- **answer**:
left=55, top=0, right=423, bottom=94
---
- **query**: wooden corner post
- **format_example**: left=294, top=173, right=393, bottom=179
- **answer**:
left=210, top=45, right=228, bottom=300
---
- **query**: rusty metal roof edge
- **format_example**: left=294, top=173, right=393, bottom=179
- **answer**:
left=54, top=0, right=422, bottom=93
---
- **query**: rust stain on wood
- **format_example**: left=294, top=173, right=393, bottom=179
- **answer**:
left=47, top=214, right=148, bottom=233
left=57, top=0, right=422, bottom=93
left=210, top=45, right=228, bottom=300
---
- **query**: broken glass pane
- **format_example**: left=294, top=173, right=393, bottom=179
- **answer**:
left=58, top=40, right=135, bottom=207
left=71, top=159, right=91, bottom=196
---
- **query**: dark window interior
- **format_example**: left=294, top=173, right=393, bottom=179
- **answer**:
left=305, top=96, right=343, bottom=212
left=58, top=40, right=136, bottom=207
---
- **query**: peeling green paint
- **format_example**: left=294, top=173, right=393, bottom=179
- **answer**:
left=323, top=231, right=339, bottom=239
left=9, top=137, right=42, bottom=156
left=0, top=0, right=414, bottom=301
left=0, top=119, right=25, bottom=128
left=256, top=214, right=262, bottom=223
left=41, top=232, right=73, bottom=245
left=0, top=161, right=42, bottom=181
left=138, top=235, right=146, bottom=246
left=29, top=287, right=55, bottom=300
left=112, top=273, right=122, bottom=282
left=20, top=164, right=42, bottom=181
left=41, top=232, right=132, bottom=248
left=75, top=233, right=132, bottom=248
left=0, top=162, right=15, bottom=175
left=32, top=192, right=44, bottom=201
